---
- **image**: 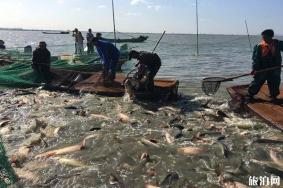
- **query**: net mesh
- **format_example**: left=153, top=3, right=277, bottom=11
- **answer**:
left=0, top=45, right=129, bottom=88
left=0, top=141, right=17, bottom=187
left=202, top=77, right=225, bottom=95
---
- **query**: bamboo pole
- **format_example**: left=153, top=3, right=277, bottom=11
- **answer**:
left=112, top=0, right=117, bottom=47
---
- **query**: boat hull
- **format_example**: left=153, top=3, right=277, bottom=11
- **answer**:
left=48, top=69, right=179, bottom=100
left=227, top=84, right=283, bottom=131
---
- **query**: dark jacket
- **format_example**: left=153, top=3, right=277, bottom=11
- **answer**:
left=32, top=48, right=51, bottom=69
left=0, top=44, right=5, bottom=50
left=138, top=51, right=161, bottom=69
left=252, top=39, right=283, bottom=71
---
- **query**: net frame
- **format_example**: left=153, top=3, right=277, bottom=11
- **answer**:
left=202, top=77, right=225, bottom=95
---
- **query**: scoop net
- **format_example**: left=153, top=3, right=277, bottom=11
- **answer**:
left=202, top=77, right=225, bottom=95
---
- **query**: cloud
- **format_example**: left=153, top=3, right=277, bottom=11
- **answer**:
left=147, top=5, right=161, bottom=11
left=130, top=0, right=146, bottom=5
left=98, top=4, right=107, bottom=9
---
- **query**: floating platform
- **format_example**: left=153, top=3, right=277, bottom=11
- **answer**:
left=227, top=84, right=283, bottom=131
left=49, top=69, right=179, bottom=100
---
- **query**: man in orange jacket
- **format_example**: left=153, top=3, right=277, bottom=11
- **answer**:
left=247, top=29, right=283, bottom=102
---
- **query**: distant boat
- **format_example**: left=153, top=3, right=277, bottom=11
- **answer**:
left=42, top=31, right=70, bottom=34
left=101, top=35, right=148, bottom=43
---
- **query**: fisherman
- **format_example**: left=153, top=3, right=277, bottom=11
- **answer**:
left=247, top=29, right=283, bottom=102
left=0, top=40, right=6, bottom=50
left=32, top=41, right=52, bottom=83
left=124, top=50, right=161, bottom=97
left=91, top=37, right=120, bottom=83
left=72, top=28, right=79, bottom=54
left=86, top=28, right=94, bottom=54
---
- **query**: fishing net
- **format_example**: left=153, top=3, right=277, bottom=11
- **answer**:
left=0, top=141, right=17, bottom=187
left=202, top=77, right=225, bottom=95
left=0, top=46, right=129, bottom=88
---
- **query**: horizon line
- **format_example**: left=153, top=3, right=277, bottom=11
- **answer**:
left=0, top=27, right=282, bottom=36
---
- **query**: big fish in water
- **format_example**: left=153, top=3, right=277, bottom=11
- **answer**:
left=54, top=157, right=88, bottom=168
left=35, top=134, right=97, bottom=158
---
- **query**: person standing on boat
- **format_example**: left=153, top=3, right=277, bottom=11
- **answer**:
left=76, top=32, right=84, bottom=55
left=86, top=29, right=94, bottom=54
left=91, top=37, right=120, bottom=83
left=72, top=28, right=80, bottom=54
left=125, top=50, right=161, bottom=97
left=32, top=41, right=51, bottom=83
left=247, top=29, right=283, bottom=102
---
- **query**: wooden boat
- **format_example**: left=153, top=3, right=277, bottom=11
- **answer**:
left=48, top=69, right=179, bottom=100
left=101, top=36, right=148, bottom=43
left=42, top=31, right=70, bottom=34
left=227, top=84, right=283, bottom=131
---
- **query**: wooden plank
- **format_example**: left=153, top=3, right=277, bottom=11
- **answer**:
left=227, top=84, right=283, bottom=131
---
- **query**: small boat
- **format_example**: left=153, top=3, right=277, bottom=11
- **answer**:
left=101, top=35, right=148, bottom=43
left=227, top=84, right=283, bottom=131
left=48, top=69, right=179, bottom=100
left=42, top=31, right=70, bottom=34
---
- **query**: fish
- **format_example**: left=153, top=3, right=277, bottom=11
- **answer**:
left=254, top=136, right=283, bottom=144
left=54, top=157, right=88, bottom=168
left=223, top=181, right=249, bottom=188
left=91, top=114, right=111, bottom=120
left=0, top=126, right=11, bottom=134
left=117, top=113, right=131, bottom=123
left=145, top=185, right=160, bottom=188
left=270, top=150, right=283, bottom=169
left=164, top=131, right=175, bottom=144
left=160, top=172, right=179, bottom=187
left=143, top=110, right=157, bottom=115
left=35, top=134, right=97, bottom=158
left=0, top=120, right=10, bottom=127
left=158, top=106, right=180, bottom=113
left=217, top=141, right=230, bottom=158
left=177, top=146, right=205, bottom=155
left=141, top=138, right=160, bottom=148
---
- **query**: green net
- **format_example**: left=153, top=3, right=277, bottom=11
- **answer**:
left=0, top=44, right=129, bottom=88
left=0, top=141, right=17, bottom=187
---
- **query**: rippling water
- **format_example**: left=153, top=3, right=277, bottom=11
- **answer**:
left=1, top=31, right=283, bottom=187
left=2, top=30, right=282, bottom=95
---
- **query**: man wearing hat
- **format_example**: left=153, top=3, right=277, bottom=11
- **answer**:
left=125, top=50, right=161, bottom=98
left=32, top=41, right=52, bottom=83
left=247, top=29, right=283, bottom=102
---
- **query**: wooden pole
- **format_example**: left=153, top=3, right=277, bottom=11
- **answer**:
left=196, top=0, right=199, bottom=55
left=112, top=0, right=117, bottom=47
left=245, top=20, right=253, bottom=54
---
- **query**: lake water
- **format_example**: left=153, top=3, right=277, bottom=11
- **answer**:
left=2, top=30, right=282, bottom=95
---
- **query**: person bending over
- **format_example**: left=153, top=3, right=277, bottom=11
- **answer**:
left=92, top=37, right=120, bottom=83
left=125, top=50, right=161, bottom=98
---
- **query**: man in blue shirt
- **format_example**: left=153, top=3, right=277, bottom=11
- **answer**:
left=92, top=37, right=120, bottom=82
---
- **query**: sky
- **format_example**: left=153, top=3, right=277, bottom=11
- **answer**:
left=1, top=0, right=283, bottom=35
